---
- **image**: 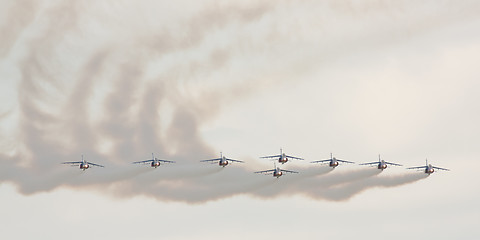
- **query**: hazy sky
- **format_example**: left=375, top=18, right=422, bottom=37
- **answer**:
left=1, top=0, right=479, bottom=239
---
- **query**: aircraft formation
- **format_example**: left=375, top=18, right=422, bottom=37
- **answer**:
left=62, top=148, right=450, bottom=177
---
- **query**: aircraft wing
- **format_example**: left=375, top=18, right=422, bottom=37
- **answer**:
left=385, top=161, right=402, bottom=166
left=62, top=161, right=82, bottom=166
left=336, top=159, right=355, bottom=164
left=285, top=155, right=304, bottom=160
left=132, top=160, right=154, bottom=164
left=280, top=169, right=299, bottom=174
left=254, top=169, right=275, bottom=174
left=433, top=166, right=450, bottom=171
left=87, top=162, right=105, bottom=167
left=310, top=159, right=330, bottom=163
left=260, top=155, right=281, bottom=159
left=200, top=158, right=221, bottom=162
left=359, top=161, right=379, bottom=165
left=406, top=166, right=425, bottom=169
left=158, top=159, right=175, bottom=163
left=226, top=158, right=244, bottom=163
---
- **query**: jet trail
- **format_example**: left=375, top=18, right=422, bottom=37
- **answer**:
left=0, top=0, right=468, bottom=203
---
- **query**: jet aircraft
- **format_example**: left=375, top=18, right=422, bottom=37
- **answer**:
left=311, top=153, right=354, bottom=168
left=133, top=153, right=175, bottom=168
left=407, top=159, right=450, bottom=174
left=254, top=163, right=298, bottom=178
left=261, top=148, right=304, bottom=164
left=359, top=155, right=402, bottom=170
left=62, top=155, right=104, bottom=170
left=200, top=152, right=244, bottom=167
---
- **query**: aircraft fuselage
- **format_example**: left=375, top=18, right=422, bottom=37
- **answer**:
left=378, top=160, right=387, bottom=170
left=219, top=159, right=229, bottom=167
left=330, top=159, right=339, bottom=167
left=80, top=162, right=89, bottom=170
left=151, top=161, right=161, bottom=168
left=278, top=153, right=288, bottom=164
left=426, top=165, right=434, bottom=174
left=273, top=168, right=283, bottom=177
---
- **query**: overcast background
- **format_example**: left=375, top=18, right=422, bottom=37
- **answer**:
left=1, top=0, right=479, bottom=239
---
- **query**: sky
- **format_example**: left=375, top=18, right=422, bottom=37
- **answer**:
left=1, top=0, right=480, bottom=239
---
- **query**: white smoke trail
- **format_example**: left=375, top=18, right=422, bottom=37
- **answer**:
left=308, top=172, right=429, bottom=201
left=1, top=0, right=469, bottom=203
